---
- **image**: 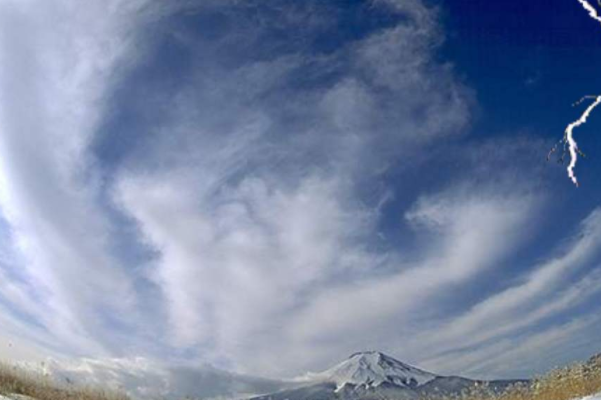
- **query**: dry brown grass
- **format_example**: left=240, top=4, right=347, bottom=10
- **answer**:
left=0, top=363, right=130, bottom=400
left=446, top=355, right=601, bottom=400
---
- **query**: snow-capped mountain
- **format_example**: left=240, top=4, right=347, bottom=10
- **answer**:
left=302, top=351, right=437, bottom=392
left=250, top=351, right=525, bottom=400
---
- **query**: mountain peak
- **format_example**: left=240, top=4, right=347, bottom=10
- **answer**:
left=306, top=351, right=438, bottom=392
left=348, top=350, right=386, bottom=359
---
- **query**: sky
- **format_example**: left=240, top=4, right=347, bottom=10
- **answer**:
left=1, top=0, right=601, bottom=398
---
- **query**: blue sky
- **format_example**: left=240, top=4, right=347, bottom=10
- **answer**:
left=1, top=0, right=601, bottom=397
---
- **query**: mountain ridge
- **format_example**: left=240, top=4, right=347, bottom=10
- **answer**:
left=250, top=351, right=526, bottom=400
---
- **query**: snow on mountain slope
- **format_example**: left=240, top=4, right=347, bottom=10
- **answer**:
left=301, top=351, right=437, bottom=392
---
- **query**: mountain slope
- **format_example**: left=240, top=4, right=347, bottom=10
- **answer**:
left=303, top=351, right=437, bottom=392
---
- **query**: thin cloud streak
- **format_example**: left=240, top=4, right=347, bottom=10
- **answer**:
left=416, top=208, right=601, bottom=376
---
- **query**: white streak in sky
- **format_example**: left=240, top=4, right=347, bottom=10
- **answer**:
left=577, top=0, right=601, bottom=24
left=564, top=95, right=601, bottom=187
left=551, top=0, right=601, bottom=186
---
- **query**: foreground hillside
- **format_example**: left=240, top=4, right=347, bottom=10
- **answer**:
left=0, top=363, right=128, bottom=400
left=456, top=353, right=601, bottom=400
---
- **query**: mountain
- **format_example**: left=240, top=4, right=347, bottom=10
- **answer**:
left=249, top=351, right=525, bottom=400
left=302, top=351, right=437, bottom=392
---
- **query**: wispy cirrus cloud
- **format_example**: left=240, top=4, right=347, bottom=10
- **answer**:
left=0, top=0, right=161, bottom=355
left=110, top=0, right=474, bottom=375
left=415, top=208, right=601, bottom=377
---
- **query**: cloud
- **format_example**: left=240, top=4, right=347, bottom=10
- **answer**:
left=456, top=314, right=601, bottom=379
left=110, top=0, right=473, bottom=376
left=33, top=357, right=292, bottom=400
left=414, top=208, right=601, bottom=377
left=0, top=0, right=162, bottom=355
left=270, top=184, right=540, bottom=373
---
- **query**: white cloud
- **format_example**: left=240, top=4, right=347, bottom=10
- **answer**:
left=368, top=207, right=601, bottom=379
left=30, top=356, right=293, bottom=400
left=418, top=209, right=601, bottom=360
left=269, top=186, right=540, bottom=374
left=110, top=0, right=474, bottom=376
left=0, top=0, right=159, bottom=355
left=114, top=172, right=377, bottom=364
left=458, top=314, right=601, bottom=379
